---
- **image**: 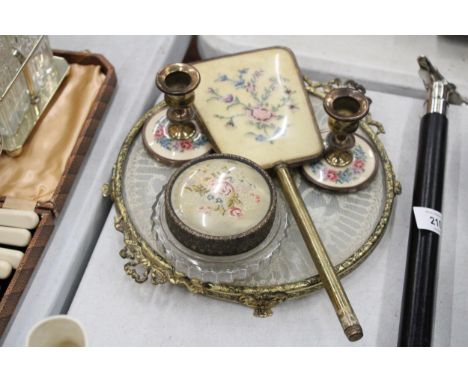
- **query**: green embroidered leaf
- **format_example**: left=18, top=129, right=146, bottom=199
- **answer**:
left=188, top=184, right=209, bottom=196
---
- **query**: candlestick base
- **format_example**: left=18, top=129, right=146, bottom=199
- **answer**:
left=143, top=108, right=211, bottom=165
left=303, top=134, right=377, bottom=192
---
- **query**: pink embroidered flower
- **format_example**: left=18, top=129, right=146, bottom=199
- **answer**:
left=250, top=193, right=261, bottom=204
left=353, top=159, right=365, bottom=169
left=326, top=169, right=338, bottom=181
left=210, top=180, right=234, bottom=196
left=223, top=94, right=234, bottom=103
left=220, top=181, right=234, bottom=196
left=180, top=140, right=192, bottom=150
left=250, top=107, right=273, bottom=122
left=154, top=127, right=164, bottom=139
left=229, top=207, right=243, bottom=217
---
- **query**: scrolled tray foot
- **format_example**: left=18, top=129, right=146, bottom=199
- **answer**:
left=151, top=268, right=168, bottom=285
left=119, top=248, right=130, bottom=259
left=253, top=307, right=273, bottom=318
left=124, top=260, right=150, bottom=284
left=239, top=293, right=288, bottom=318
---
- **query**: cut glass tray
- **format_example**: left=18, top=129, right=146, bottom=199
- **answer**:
left=108, top=79, right=400, bottom=317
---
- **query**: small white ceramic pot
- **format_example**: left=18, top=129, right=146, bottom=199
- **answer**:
left=26, top=315, right=87, bottom=347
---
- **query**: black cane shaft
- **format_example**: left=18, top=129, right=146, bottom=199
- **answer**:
left=398, top=113, right=448, bottom=346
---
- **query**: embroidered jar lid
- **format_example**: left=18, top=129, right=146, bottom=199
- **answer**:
left=165, top=153, right=276, bottom=256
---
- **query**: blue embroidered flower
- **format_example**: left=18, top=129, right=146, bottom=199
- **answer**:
left=234, top=79, right=245, bottom=88
left=217, top=74, right=228, bottom=81
left=195, top=134, right=209, bottom=145
left=207, top=194, right=214, bottom=200
left=353, top=145, right=366, bottom=160
left=255, top=134, right=266, bottom=142
left=159, top=137, right=171, bottom=149
left=239, top=68, right=248, bottom=74
left=339, top=169, right=352, bottom=183
left=215, top=197, right=223, bottom=203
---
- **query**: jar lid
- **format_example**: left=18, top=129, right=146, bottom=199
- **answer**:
left=165, top=154, right=276, bottom=256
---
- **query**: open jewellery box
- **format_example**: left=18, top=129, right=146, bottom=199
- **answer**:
left=0, top=50, right=116, bottom=338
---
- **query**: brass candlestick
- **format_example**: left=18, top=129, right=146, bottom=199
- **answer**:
left=304, top=87, right=377, bottom=192
left=156, top=63, right=200, bottom=140
left=142, top=63, right=211, bottom=165
left=323, top=87, right=369, bottom=166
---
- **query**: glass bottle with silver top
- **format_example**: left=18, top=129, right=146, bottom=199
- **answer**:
left=0, top=35, right=68, bottom=156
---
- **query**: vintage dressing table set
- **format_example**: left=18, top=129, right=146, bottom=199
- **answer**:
left=105, top=46, right=401, bottom=342
left=2, top=36, right=466, bottom=346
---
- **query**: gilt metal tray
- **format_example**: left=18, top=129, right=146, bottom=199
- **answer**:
left=106, top=79, right=401, bottom=317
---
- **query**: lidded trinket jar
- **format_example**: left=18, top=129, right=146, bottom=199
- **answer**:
left=165, top=154, right=277, bottom=256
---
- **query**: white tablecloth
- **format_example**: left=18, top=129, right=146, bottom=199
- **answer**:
left=1, top=36, right=190, bottom=346
left=65, top=86, right=468, bottom=346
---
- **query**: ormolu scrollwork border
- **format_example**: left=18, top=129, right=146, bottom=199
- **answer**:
left=107, top=79, right=401, bottom=317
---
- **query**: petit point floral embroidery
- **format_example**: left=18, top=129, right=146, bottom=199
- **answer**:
left=207, top=68, right=299, bottom=143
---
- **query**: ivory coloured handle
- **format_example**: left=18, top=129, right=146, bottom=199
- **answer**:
left=0, top=259, right=13, bottom=279
left=0, top=209, right=39, bottom=229
left=0, top=226, right=31, bottom=247
left=0, top=247, right=24, bottom=269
